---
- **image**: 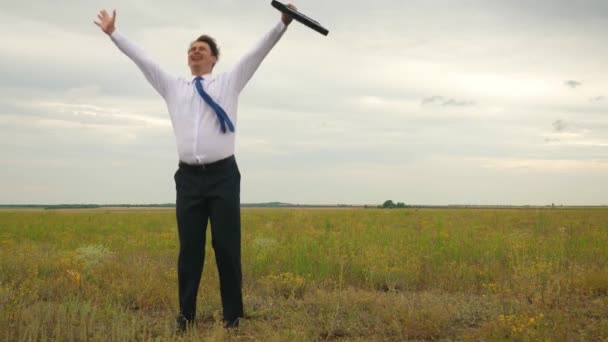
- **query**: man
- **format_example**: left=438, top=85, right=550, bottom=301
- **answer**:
left=94, top=5, right=295, bottom=331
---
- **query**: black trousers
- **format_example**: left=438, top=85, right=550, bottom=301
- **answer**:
left=174, top=155, right=243, bottom=321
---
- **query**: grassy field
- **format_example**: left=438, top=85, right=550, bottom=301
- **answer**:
left=1, top=208, right=608, bottom=341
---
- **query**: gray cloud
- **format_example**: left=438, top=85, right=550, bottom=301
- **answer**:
left=421, top=96, right=475, bottom=107
left=590, top=96, right=605, bottom=102
left=545, top=118, right=608, bottom=150
left=564, top=80, right=582, bottom=89
left=552, top=119, right=567, bottom=132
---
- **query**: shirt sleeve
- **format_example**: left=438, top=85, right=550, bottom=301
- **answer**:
left=110, top=30, right=175, bottom=99
left=226, top=21, right=288, bottom=94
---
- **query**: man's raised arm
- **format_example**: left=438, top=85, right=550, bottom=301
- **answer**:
left=95, top=9, right=174, bottom=99
left=226, top=3, right=296, bottom=94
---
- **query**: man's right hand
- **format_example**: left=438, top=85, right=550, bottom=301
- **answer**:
left=94, top=9, right=116, bottom=35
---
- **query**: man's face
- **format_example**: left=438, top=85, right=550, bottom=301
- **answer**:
left=188, top=41, right=217, bottom=72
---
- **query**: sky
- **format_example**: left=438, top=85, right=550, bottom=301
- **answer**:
left=0, top=0, right=607, bottom=205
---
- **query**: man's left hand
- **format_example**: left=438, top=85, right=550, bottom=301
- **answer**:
left=282, top=3, right=296, bottom=26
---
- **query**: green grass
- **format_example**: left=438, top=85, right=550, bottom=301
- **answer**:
left=1, top=208, right=608, bottom=341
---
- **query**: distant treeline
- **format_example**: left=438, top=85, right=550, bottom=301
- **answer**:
left=0, top=204, right=175, bottom=210
left=0, top=203, right=605, bottom=210
left=240, top=202, right=355, bottom=208
left=0, top=204, right=101, bottom=209
left=376, top=200, right=607, bottom=209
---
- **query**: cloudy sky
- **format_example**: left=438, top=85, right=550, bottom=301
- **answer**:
left=1, top=1, right=606, bottom=205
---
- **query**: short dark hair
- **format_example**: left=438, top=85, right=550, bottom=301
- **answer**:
left=191, top=35, right=220, bottom=61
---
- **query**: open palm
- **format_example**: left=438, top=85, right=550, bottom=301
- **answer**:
left=94, top=9, right=116, bottom=35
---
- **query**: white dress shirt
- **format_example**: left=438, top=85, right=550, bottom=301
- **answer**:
left=110, top=21, right=287, bottom=164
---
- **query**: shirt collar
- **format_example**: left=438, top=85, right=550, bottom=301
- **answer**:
left=192, top=73, right=213, bottom=82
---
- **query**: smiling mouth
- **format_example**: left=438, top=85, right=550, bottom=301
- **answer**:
left=191, top=55, right=203, bottom=61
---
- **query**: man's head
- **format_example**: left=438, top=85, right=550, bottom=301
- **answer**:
left=188, top=35, right=219, bottom=76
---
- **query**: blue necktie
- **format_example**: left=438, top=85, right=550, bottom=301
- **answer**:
left=193, top=76, right=235, bottom=133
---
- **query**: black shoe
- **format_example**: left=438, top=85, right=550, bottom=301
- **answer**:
left=222, top=317, right=240, bottom=329
left=176, top=315, right=194, bottom=333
